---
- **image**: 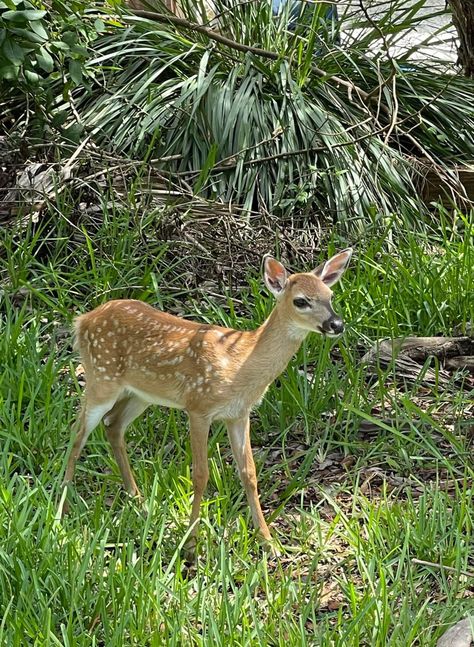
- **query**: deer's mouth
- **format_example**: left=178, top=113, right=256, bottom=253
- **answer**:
left=316, top=325, right=341, bottom=338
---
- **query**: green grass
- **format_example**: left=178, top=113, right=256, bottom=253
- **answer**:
left=0, top=196, right=473, bottom=645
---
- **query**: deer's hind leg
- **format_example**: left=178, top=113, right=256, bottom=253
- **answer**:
left=63, top=384, right=119, bottom=487
left=103, top=394, right=149, bottom=498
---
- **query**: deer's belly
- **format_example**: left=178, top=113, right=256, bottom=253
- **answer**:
left=126, top=385, right=185, bottom=410
left=210, top=389, right=267, bottom=422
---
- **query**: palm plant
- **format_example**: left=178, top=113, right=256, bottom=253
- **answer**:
left=13, top=1, right=474, bottom=227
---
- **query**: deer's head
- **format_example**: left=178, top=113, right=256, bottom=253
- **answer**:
left=263, top=249, right=353, bottom=337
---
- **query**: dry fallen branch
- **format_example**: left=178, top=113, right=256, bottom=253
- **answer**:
left=361, top=336, right=474, bottom=385
left=444, top=356, right=474, bottom=372
left=363, top=336, right=474, bottom=363
left=412, top=558, right=474, bottom=579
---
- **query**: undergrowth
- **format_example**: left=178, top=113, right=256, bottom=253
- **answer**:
left=0, top=195, right=473, bottom=645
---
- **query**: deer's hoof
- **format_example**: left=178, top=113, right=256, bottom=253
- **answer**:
left=260, top=536, right=281, bottom=559
left=182, top=537, right=198, bottom=566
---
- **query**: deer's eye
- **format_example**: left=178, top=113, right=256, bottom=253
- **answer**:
left=293, top=298, right=310, bottom=309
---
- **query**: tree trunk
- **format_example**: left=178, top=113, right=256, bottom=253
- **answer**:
left=448, top=0, right=474, bottom=77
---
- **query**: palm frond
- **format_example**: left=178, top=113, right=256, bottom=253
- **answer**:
left=38, top=2, right=474, bottom=226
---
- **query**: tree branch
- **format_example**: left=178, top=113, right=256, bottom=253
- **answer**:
left=127, top=9, right=386, bottom=113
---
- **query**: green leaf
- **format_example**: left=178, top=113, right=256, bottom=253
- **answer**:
left=8, top=26, right=45, bottom=44
left=0, top=62, right=18, bottom=78
left=50, top=40, right=70, bottom=51
left=68, top=58, right=82, bottom=84
left=94, top=18, right=105, bottom=33
left=29, top=19, right=48, bottom=40
left=2, top=37, right=24, bottom=64
left=0, top=0, right=26, bottom=7
left=195, top=143, right=218, bottom=193
left=63, top=122, right=84, bottom=143
left=2, top=9, right=46, bottom=21
left=1, top=9, right=26, bottom=21
left=23, top=68, right=40, bottom=82
left=36, top=46, right=53, bottom=72
left=62, top=31, right=77, bottom=47
left=71, top=44, right=88, bottom=57
left=51, top=109, right=68, bottom=127
left=21, top=9, right=46, bottom=19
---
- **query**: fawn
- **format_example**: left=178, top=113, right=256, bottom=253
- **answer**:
left=62, top=249, right=352, bottom=558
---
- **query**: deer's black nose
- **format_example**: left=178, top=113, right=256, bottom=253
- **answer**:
left=322, top=318, right=344, bottom=335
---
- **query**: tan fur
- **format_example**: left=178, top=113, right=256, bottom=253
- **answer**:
left=61, top=250, right=352, bottom=558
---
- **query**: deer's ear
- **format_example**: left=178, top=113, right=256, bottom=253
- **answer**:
left=313, top=248, right=353, bottom=287
left=263, top=255, right=288, bottom=297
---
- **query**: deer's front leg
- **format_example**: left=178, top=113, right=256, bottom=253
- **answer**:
left=226, top=416, right=272, bottom=543
left=184, top=413, right=211, bottom=561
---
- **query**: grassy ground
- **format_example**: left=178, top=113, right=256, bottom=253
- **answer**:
left=0, top=196, right=473, bottom=646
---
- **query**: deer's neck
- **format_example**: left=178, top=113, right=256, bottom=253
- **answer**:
left=244, top=306, right=308, bottom=386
